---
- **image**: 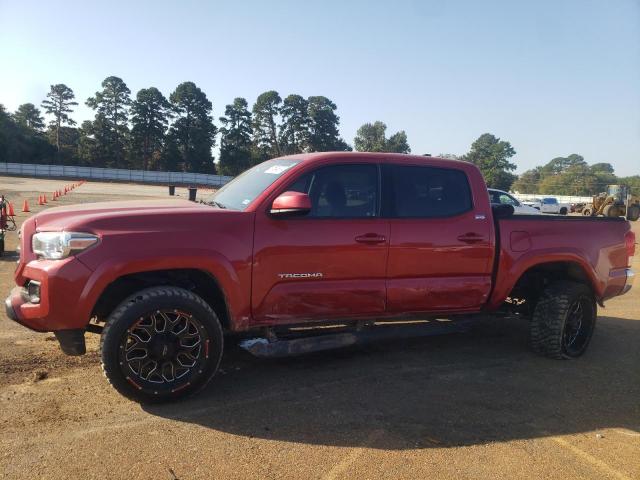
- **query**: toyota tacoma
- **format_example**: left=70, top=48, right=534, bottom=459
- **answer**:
left=5, top=152, right=636, bottom=402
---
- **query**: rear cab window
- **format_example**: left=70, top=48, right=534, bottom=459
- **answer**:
left=384, top=164, right=472, bottom=218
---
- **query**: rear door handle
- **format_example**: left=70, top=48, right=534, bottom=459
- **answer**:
left=355, top=233, right=386, bottom=244
left=457, top=233, right=485, bottom=244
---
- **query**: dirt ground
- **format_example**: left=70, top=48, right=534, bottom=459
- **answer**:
left=0, top=175, right=638, bottom=480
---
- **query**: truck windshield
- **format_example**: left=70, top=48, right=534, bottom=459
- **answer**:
left=209, top=158, right=300, bottom=210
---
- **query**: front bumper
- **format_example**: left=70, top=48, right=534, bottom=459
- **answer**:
left=8, top=256, right=94, bottom=331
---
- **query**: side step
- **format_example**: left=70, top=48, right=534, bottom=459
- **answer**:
left=239, top=320, right=472, bottom=358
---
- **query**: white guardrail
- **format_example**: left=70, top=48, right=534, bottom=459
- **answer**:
left=512, top=193, right=593, bottom=204
left=0, top=162, right=234, bottom=187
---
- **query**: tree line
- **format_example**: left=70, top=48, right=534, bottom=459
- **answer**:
left=0, top=77, right=636, bottom=195
left=512, top=154, right=640, bottom=196
left=0, top=77, right=411, bottom=175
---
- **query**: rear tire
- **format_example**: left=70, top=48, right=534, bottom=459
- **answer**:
left=529, top=281, right=596, bottom=359
left=100, top=286, right=223, bottom=403
left=626, top=205, right=640, bottom=221
left=559, top=207, right=568, bottom=215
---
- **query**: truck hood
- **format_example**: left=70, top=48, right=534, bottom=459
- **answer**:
left=33, top=199, right=220, bottom=232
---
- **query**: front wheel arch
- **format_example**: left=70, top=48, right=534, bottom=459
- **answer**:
left=91, top=268, right=231, bottom=331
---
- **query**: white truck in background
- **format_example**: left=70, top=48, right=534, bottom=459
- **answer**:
left=522, top=197, right=570, bottom=215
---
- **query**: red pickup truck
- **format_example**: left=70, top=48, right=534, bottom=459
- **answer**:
left=5, top=153, right=636, bottom=403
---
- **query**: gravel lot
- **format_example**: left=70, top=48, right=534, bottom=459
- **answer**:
left=1, top=176, right=638, bottom=480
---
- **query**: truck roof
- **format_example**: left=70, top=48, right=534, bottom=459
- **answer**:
left=286, top=151, right=472, bottom=169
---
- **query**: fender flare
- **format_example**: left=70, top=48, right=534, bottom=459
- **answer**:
left=77, top=249, right=247, bottom=329
left=488, top=248, right=601, bottom=309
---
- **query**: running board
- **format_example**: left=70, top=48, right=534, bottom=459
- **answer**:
left=239, top=320, right=472, bottom=358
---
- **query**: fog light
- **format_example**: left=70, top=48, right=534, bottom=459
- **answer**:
left=27, top=281, right=41, bottom=304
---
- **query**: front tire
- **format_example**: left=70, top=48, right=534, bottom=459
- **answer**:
left=529, top=281, right=596, bottom=359
left=100, top=286, right=223, bottom=403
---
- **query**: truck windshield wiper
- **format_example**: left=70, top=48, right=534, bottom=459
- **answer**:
left=200, top=199, right=227, bottom=209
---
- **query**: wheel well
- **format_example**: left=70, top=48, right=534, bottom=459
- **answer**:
left=507, top=261, right=593, bottom=309
left=92, top=269, right=231, bottom=330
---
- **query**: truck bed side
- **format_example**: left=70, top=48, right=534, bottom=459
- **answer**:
left=487, top=215, right=631, bottom=309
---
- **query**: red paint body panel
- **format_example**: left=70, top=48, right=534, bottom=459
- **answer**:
left=488, top=216, right=631, bottom=309
left=252, top=217, right=389, bottom=324
left=6, top=152, right=633, bottom=336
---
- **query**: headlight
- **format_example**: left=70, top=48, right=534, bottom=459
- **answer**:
left=32, top=232, right=99, bottom=260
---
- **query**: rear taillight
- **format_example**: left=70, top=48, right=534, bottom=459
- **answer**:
left=625, top=230, right=636, bottom=263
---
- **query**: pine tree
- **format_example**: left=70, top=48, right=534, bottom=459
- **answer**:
left=86, top=76, right=132, bottom=168
left=219, top=98, right=253, bottom=175
left=13, top=103, right=45, bottom=131
left=130, top=87, right=172, bottom=170
left=279, top=94, right=310, bottom=154
left=169, top=81, right=217, bottom=173
left=41, top=84, right=78, bottom=151
left=252, top=91, right=281, bottom=162
left=307, top=96, right=351, bottom=152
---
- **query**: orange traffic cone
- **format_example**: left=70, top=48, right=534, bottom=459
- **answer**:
left=38, top=195, right=43, bottom=205
left=8, top=203, right=15, bottom=216
left=43, top=194, right=48, bottom=204
left=22, top=200, right=30, bottom=212
left=52, top=192, right=57, bottom=201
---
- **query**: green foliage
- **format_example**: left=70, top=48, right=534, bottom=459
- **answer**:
left=540, top=154, right=586, bottom=176
left=619, top=176, right=640, bottom=196
left=590, top=162, right=615, bottom=174
left=0, top=104, right=55, bottom=164
left=463, top=133, right=516, bottom=191
left=219, top=98, right=253, bottom=175
left=511, top=167, right=542, bottom=193
left=386, top=131, right=411, bottom=154
left=130, top=87, right=172, bottom=170
left=13, top=103, right=45, bottom=131
left=307, top=96, right=351, bottom=152
left=41, top=84, right=78, bottom=151
left=513, top=155, right=618, bottom=196
left=279, top=94, right=309, bottom=155
left=354, top=121, right=410, bottom=153
left=85, top=76, right=132, bottom=168
left=438, top=153, right=462, bottom=160
left=354, top=121, right=386, bottom=152
left=252, top=91, right=281, bottom=162
left=169, top=81, right=217, bottom=173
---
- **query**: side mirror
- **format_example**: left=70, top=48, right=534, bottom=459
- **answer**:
left=270, top=191, right=312, bottom=216
left=492, top=203, right=515, bottom=218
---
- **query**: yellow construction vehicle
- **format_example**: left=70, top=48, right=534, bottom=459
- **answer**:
left=582, top=184, right=640, bottom=221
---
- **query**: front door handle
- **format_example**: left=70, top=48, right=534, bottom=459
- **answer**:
left=457, top=233, right=485, bottom=244
left=355, top=233, right=386, bottom=244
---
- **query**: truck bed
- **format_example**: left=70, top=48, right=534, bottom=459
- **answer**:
left=489, top=214, right=631, bottom=309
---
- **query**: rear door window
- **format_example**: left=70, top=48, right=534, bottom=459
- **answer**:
left=386, top=164, right=472, bottom=218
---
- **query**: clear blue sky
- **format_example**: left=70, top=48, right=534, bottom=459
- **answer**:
left=1, top=0, right=638, bottom=175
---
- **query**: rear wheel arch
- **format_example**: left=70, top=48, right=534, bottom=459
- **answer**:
left=91, top=269, right=232, bottom=331
left=507, top=260, right=596, bottom=308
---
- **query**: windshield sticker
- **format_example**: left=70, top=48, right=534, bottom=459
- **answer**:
left=264, top=164, right=296, bottom=175
left=241, top=199, right=250, bottom=205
